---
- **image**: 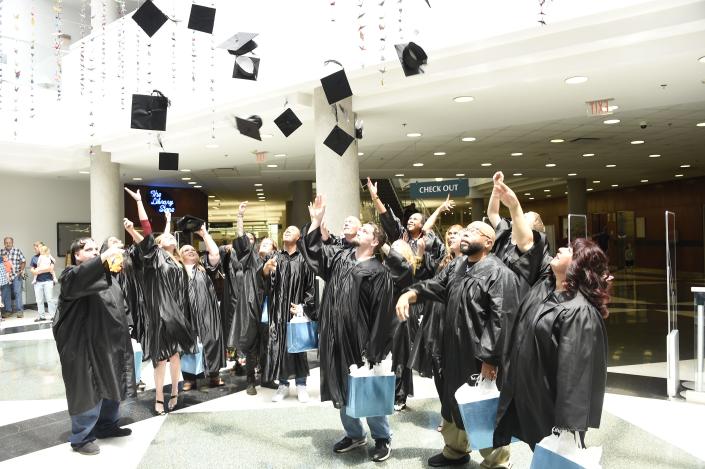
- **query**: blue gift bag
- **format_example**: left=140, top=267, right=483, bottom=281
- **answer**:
left=455, top=380, right=512, bottom=450
left=132, top=341, right=143, bottom=384
left=530, top=445, right=584, bottom=469
left=345, top=375, right=395, bottom=419
left=180, top=342, right=204, bottom=375
left=286, top=320, right=319, bottom=353
left=529, top=433, right=602, bottom=469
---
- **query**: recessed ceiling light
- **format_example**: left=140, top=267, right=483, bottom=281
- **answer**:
left=605, top=164, right=616, bottom=168
left=546, top=195, right=552, bottom=198
left=608, top=105, right=619, bottom=112
left=194, top=185, right=202, bottom=188
left=212, top=207, right=219, bottom=210
left=395, top=173, right=405, bottom=177
left=640, top=179, right=649, bottom=183
left=79, top=170, right=89, bottom=174
left=132, top=177, right=142, bottom=181
left=256, top=189, right=263, bottom=192
left=481, top=163, right=492, bottom=167
left=434, top=152, right=446, bottom=156
left=587, top=188, right=594, bottom=191
left=568, top=173, right=577, bottom=176
left=611, top=184, right=619, bottom=187
left=413, top=162, right=424, bottom=167
left=511, top=152, right=523, bottom=156
left=274, top=153, right=287, bottom=158
left=631, top=140, right=645, bottom=145
left=214, top=199, right=220, bottom=202
left=603, top=119, right=620, bottom=125
left=456, top=173, right=465, bottom=177
left=545, top=163, right=556, bottom=167
left=254, top=183, right=263, bottom=187
left=675, top=174, right=684, bottom=177
left=593, top=180, right=601, bottom=183
left=407, top=132, right=422, bottom=138
left=208, top=195, right=215, bottom=198
left=680, top=164, right=691, bottom=168
left=529, top=197, right=535, bottom=200
left=564, top=76, right=588, bottom=84
left=205, top=143, right=219, bottom=149
left=512, top=173, right=523, bottom=176
left=564, top=191, right=568, bottom=195
left=543, top=189, right=551, bottom=192
left=181, top=177, right=191, bottom=180
left=261, top=134, right=273, bottom=139
left=267, top=164, right=278, bottom=168
left=697, top=122, right=705, bottom=127
left=188, top=181, right=197, bottom=185
left=461, top=137, right=476, bottom=142
left=435, top=178, right=443, bottom=182
left=358, top=152, right=364, bottom=156
left=582, top=153, right=595, bottom=157
left=453, top=96, right=475, bottom=103
left=180, top=169, right=191, bottom=172
left=550, top=139, right=564, bottom=143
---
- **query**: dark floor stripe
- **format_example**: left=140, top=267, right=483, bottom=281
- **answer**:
left=0, top=322, right=52, bottom=335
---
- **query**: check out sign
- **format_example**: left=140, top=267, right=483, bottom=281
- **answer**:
left=410, top=179, right=469, bottom=199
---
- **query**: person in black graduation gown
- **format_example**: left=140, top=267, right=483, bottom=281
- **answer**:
left=494, top=238, right=610, bottom=451
left=321, top=215, right=362, bottom=248
left=125, top=212, right=196, bottom=415
left=262, top=225, right=316, bottom=403
left=179, top=224, right=226, bottom=387
left=301, top=195, right=395, bottom=463
left=53, top=238, right=134, bottom=455
left=396, top=222, right=520, bottom=469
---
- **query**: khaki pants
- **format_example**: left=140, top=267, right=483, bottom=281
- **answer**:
left=440, top=418, right=511, bottom=468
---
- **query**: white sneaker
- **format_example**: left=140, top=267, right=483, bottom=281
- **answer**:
left=297, top=385, right=309, bottom=403
left=272, top=384, right=289, bottom=402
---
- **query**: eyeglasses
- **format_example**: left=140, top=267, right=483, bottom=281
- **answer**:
left=465, top=227, right=491, bottom=239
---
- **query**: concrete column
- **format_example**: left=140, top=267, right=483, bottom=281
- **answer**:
left=285, top=201, right=293, bottom=229
left=91, top=0, right=120, bottom=31
left=471, top=198, right=484, bottom=222
left=90, top=146, right=124, bottom=243
left=314, top=87, right=360, bottom=233
left=567, top=178, right=588, bottom=215
left=289, top=181, right=313, bottom=228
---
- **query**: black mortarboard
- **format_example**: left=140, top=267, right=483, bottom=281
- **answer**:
left=320, top=69, right=353, bottom=105
left=323, top=126, right=355, bottom=156
left=395, top=42, right=428, bottom=77
left=132, top=0, right=168, bottom=38
left=131, top=91, right=169, bottom=131
left=158, top=152, right=179, bottom=170
left=235, top=115, right=262, bottom=141
left=233, top=56, right=260, bottom=80
left=187, top=4, right=216, bottom=34
left=273, top=108, right=302, bottom=137
left=219, top=32, right=258, bottom=55
left=176, top=215, right=205, bottom=233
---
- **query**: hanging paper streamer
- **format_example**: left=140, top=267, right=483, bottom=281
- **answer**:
left=147, top=37, right=152, bottom=88
left=357, top=0, right=366, bottom=68
left=53, top=0, right=63, bottom=101
left=171, top=2, right=177, bottom=85
left=538, top=0, right=551, bottom=25
left=13, top=11, right=20, bottom=139
left=191, top=0, right=197, bottom=93
left=209, top=1, right=216, bottom=144
left=118, top=0, right=126, bottom=109
left=0, top=0, right=4, bottom=112
left=101, top=0, right=106, bottom=98
left=329, top=1, right=336, bottom=23
left=30, top=0, right=36, bottom=119
left=135, top=1, right=141, bottom=92
left=397, top=0, right=404, bottom=42
left=79, top=0, right=88, bottom=96
left=378, top=0, right=387, bottom=86
left=88, top=34, right=95, bottom=138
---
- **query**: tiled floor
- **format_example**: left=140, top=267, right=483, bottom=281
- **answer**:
left=0, top=269, right=704, bottom=468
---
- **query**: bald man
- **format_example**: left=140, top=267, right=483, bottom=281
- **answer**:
left=396, top=222, right=520, bottom=469
left=321, top=216, right=362, bottom=249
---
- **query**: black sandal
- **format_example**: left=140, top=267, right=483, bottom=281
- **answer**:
left=168, top=394, right=179, bottom=412
left=153, top=400, right=166, bottom=416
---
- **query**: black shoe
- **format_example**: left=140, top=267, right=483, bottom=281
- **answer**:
left=246, top=384, right=257, bottom=395
left=72, top=441, right=100, bottom=455
left=371, top=439, right=391, bottom=462
left=96, top=427, right=132, bottom=439
left=428, top=452, right=470, bottom=467
left=333, top=436, right=367, bottom=453
left=261, top=380, right=278, bottom=390
left=153, top=400, right=166, bottom=416
left=167, top=394, right=180, bottom=412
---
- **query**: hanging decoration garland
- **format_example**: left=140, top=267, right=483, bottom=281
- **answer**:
left=397, top=0, right=403, bottom=42
left=29, top=0, right=36, bottom=119
left=13, top=11, right=20, bottom=139
left=537, top=0, right=550, bottom=25
left=191, top=0, right=196, bottom=93
left=0, top=0, right=4, bottom=112
left=357, top=0, right=366, bottom=67
left=329, top=1, right=336, bottom=23
left=53, top=0, right=63, bottom=101
left=171, top=1, right=177, bottom=85
left=101, top=0, right=106, bottom=98
left=378, top=0, right=387, bottom=86
left=118, top=0, right=126, bottom=109
left=135, top=1, right=141, bottom=92
left=209, top=1, right=216, bottom=144
left=79, top=0, right=88, bottom=95
left=88, top=33, right=96, bottom=138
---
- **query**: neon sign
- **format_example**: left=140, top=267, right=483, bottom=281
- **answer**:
left=149, top=189, right=175, bottom=213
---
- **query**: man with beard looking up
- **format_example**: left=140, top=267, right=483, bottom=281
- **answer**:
left=321, top=216, right=362, bottom=249
left=396, top=222, right=520, bottom=469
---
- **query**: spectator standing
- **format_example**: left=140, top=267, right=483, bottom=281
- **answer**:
left=30, top=242, right=58, bottom=322
left=1, top=237, right=26, bottom=318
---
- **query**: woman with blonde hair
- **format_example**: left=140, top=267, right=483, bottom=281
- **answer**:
left=31, top=242, right=58, bottom=321
left=125, top=211, right=195, bottom=415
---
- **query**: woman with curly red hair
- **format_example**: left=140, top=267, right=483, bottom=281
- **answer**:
left=493, top=237, right=611, bottom=451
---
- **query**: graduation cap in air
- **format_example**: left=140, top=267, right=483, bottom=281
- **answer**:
left=235, top=115, right=263, bottom=141
left=323, top=125, right=355, bottom=157
left=130, top=90, right=170, bottom=131
left=395, top=42, right=428, bottom=77
left=176, top=215, right=205, bottom=233
left=187, top=4, right=216, bottom=34
left=158, top=152, right=179, bottom=171
left=320, top=67, right=353, bottom=105
left=274, top=108, right=302, bottom=137
left=219, top=32, right=259, bottom=56
left=233, top=56, right=260, bottom=81
left=132, top=0, right=168, bottom=38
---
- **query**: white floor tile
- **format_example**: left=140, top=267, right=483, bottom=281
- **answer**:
left=0, top=399, right=68, bottom=426
left=608, top=359, right=696, bottom=381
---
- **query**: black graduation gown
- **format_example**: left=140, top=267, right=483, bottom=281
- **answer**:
left=301, top=227, right=395, bottom=407
left=410, top=254, right=520, bottom=428
left=494, top=280, right=608, bottom=448
left=185, top=261, right=226, bottom=375
left=386, top=250, right=415, bottom=400
left=263, top=249, right=316, bottom=382
left=217, top=244, right=242, bottom=349
left=53, top=257, right=135, bottom=416
left=227, top=235, right=265, bottom=353
left=138, top=235, right=196, bottom=363
left=117, top=245, right=150, bottom=361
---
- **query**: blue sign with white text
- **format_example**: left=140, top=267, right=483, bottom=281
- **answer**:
left=410, top=179, right=469, bottom=199
left=149, top=189, right=176, bottom=213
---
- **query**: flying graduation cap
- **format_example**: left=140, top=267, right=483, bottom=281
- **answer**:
left=395, top=42, right=428, bottom=77
left=235, top=115, right=263, bottom=141
left=158, top=152, right=179, bottom=171
left=323, top=125, right=355, bottom=157
left=274, top=108, right=302, bottom=137
left=320, top=68, right=353, bottom=105
left=233, top=56, right=260, bottom=80
left=176, top=215, right=206, bottom=233
left=187, top=4, right=216, bottom=34
left=130, top=90, right=170, bottom=131
left=219, top=32, right=259, bottom=56
left=132, top=0, right=169, bottom=37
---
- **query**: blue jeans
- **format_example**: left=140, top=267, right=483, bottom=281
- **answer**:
left=69, top=399, right=120, bottom=447
left=1, top=277, right=22, bottom=313
left=280, top=377, right=307, bottom=387
left=34, top=281, right=56, bottom=319
left=0, top=283, right=10, bottom=312
left=339, top=407, right=392, bottom=441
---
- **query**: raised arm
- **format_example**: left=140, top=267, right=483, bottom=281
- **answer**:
left=423, top=194, right=455, bottom=234
left=487, top=172, right=503, bottom=229
left=124, top=218, right=144, bottom=244
left=163, top=210, right=172, bottom=235
left=307, top=195, right=326, bottom=234
left=196, top=224, right=220, bottom=267
left=366, top=177, right=387, bottom=214
left=124, top=188, right=152, bottom=233
left=236, top=201, right=247, bottom=237
left=496, top=179, right=533, bottom=253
